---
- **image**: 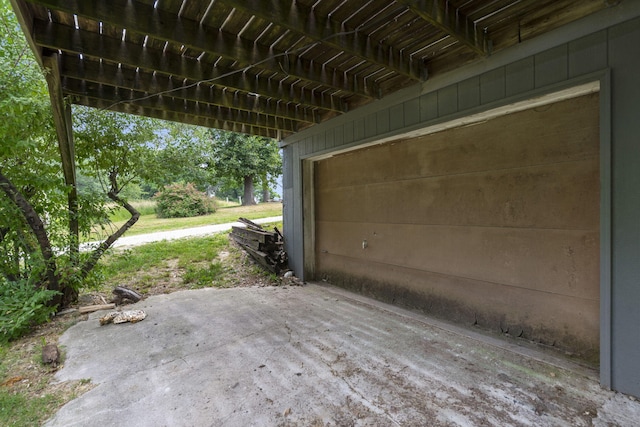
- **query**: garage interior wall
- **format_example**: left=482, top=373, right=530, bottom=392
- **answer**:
left=282, top=8, right=640, bottom=398
left=314, top=93, right=600, bottom=361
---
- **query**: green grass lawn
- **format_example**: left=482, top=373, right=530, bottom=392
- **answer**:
left=98, top=234, right=230, bottom=289
left=89, top=202, right=282, bottom=241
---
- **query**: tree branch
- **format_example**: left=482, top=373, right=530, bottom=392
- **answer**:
left=0, top=170, right=60, bottom=292
left=79, top=190, right=139, bottom=281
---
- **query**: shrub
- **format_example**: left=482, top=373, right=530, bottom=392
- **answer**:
left=0, top=279, right=59, bottom=343
left=154, top=182, right=215, bottom=218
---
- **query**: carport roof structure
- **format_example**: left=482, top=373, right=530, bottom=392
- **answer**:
left=11, top=0, right=607, bottom=141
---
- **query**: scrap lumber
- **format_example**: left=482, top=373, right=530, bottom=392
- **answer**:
left=230, top=219, right=288, bottom=274
left=79, top=303, right=116, bottom=314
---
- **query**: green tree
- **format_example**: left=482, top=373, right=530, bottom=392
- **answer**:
left=0, top=0, right=161, bottom=320
left=209, top=130, right=281, bottom=205
left=0, top=0, right=71, bottom=304
left=143, top=122, right=214, bottom=192
left=73, top=106, right=160, bottom=279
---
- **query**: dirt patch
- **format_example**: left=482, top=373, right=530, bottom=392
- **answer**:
left=0, top=310, right=94, bottom=424
left=219, top=241, right=283, bottom=288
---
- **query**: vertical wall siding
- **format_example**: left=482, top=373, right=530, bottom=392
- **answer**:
left=282, top=15, right=640, bottom=398
left=607, top=18, right=640, bottom=397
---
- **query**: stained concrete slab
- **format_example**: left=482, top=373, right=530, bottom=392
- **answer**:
left=46, top=284, right=640, bottom=426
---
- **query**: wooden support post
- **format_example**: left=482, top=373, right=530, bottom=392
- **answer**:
left=43, top=53, right=79, bottom=261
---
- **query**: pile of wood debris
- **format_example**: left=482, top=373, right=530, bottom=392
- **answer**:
left=230, top=218, right=289, bottom=275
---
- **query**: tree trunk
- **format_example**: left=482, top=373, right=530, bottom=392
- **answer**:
left=243, top=175, right=256, bottom=205
left=68, top=187, right=79, bottom=266
left=0, top=171, right=72, bottom=306
left=79, top=190, right=140, bottom=281
left=261, top=174, right=270, bottom=203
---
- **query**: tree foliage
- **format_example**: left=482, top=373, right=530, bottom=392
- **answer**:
left=73, top=106, right=158, bottom=198
left=72, top=106, right=162, bottom=280
left=143, top=123, right=214, bottom=193
left=209, top=130, right=281, bottom=205
left=0, top=0, right=66, bottom=300
left=0, top=0, right=163, bottom=328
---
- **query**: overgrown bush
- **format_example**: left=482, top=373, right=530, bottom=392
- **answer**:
left=154, top=182, right=215, bottom=218
left=0, top=279, right=59, bottom=343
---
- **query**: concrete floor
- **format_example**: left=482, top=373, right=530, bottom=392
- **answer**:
left=46, top=284, right=640, bottom=426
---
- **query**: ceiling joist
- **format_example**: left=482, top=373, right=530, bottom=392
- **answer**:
left=59, top=55, right=324, bottom=124
left=25, top=0, right=379, bottom=99
left=33, top=19, right=349, bottom=113
left=77, top=97, right=287, bottom=140
left=11, top=0, right=607, bottom=139
left=63, top=77, right=304, bottom=133
left=218, top=0, right=428, bottom=82
left=397, top=0, right=489, bottom=55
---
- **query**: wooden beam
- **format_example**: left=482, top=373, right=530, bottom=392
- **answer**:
left=64, top=78, right=303, bottom=132
left=32, top=19, right=349, bottom=113
left=218, top=0, right=426, bottom=82
left=42, top=53, right=79, bottom=258
left=24, top=0, right=377, bottom=98
left=78, top=303, right=115, bottom=314
left=43, top=54, right=75, bottom=184
left=59, top=55, right=325, bottom=124
left=9, top=0, right=44, bottom=67
left=395, top=0, right=488, bottom=55
left=74, top=97, right=290, bottom=140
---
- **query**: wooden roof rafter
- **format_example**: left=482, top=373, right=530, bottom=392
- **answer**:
left=24, top=0, right=380, bottom=99
left=64, top=78, right=304, bottom=133
left=395, top=0, right=489, bottom=55
left=77, top=96, right=288, bottom=140
left=9, top=0, right=608, bottom=140
left=32, top=19, right=350, bottom=114
left=58, top=55, right=326, bottom=125
left=217, top=0, right=429, bottom=82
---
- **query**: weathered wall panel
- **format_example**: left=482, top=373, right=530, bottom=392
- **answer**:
left=316, top=95, right=599, bottom=188
left=314, top=94, right=600, bottom=360
left=316, top=222, right=599, bottom=301
left=480, top=68, right=506, bottom=104
left=419, top=91, right=438, bottom=122
left=568, top=30, right=607, bottom=77
left=317, top=160, right=599, bottom=229
left=505, top=57, right=535, bottom=96
left=438, top=85, right=458, bottom=116
left=317, top=253, right=599, bottom=354
left=535, top=44, right=569, bottom=87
